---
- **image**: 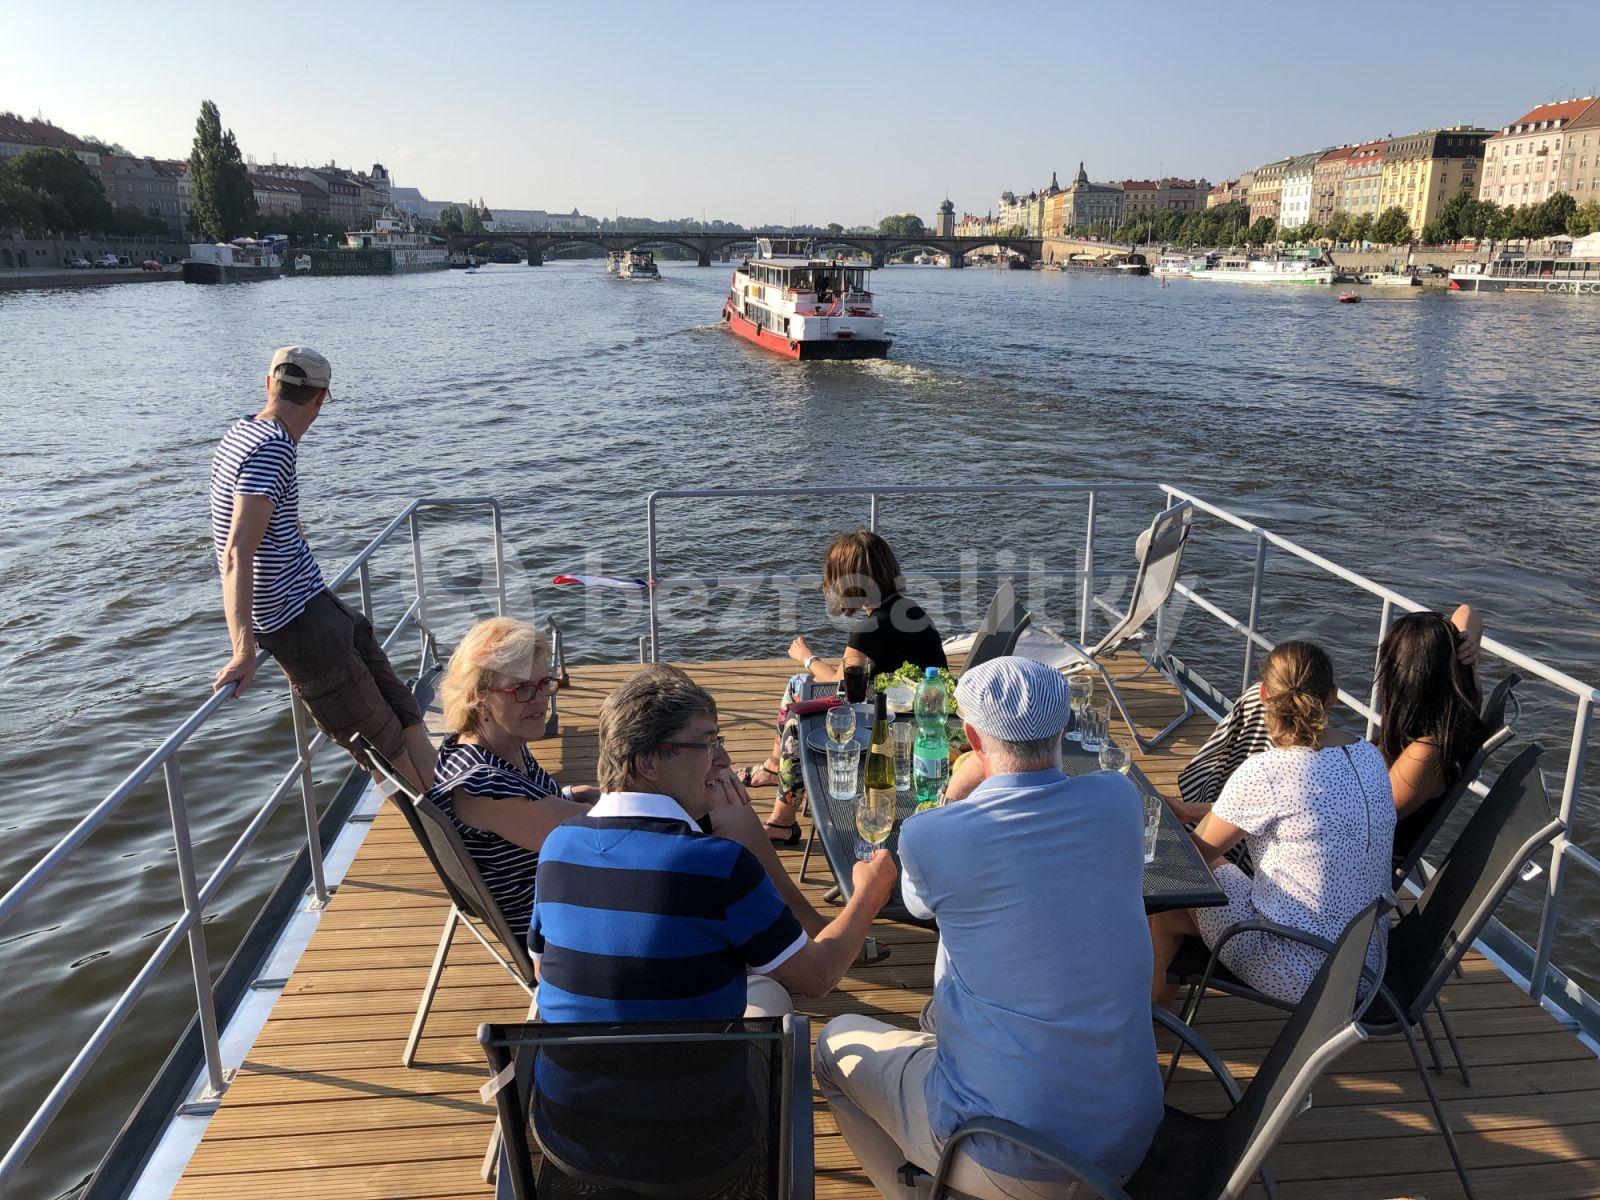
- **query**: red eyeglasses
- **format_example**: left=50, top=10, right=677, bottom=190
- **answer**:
left=485, top=677, right=560, bottom=703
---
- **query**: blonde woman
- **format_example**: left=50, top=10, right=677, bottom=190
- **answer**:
left=432, top=617, right=829, bottom=943
left=1149, top=641, right=1395, bottom=1008
left=429, top=618, right=589, bottom=940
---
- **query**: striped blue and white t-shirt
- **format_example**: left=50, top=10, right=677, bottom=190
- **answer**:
left=530, top=792, right=808, bottom=1022
left=426, top=734, right=560, bottom=939
left=209, top=417, right=325, bottom=633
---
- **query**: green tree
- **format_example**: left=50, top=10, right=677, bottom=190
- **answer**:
left=1372, top=206, right=1412, bottom=245
left=5, top=148, right=111, bottom=231
left=187, top=100, right=257, bottom=240
left=0, top=170, right=71, bottom=234
left=1532, top=192, right=1576, bottom=237
left=1323, top=212, right=1349, bottom=244
left=1246, top=216, right=1276, bottom=246
left=1347, top=213, right=1374, bottom=245
left=877, top=212, right=926, bottom=239
left=1568, top=199, right=1600, bottom=237
left=825, top=222, right=844, bottom=237
left=1487, top=204, right=1517, bottom=240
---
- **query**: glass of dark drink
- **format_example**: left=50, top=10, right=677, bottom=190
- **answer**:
left=842, top=662, right=871, bottom=705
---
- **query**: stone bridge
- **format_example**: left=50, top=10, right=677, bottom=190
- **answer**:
left=446, top=230, right=1045, bottom=268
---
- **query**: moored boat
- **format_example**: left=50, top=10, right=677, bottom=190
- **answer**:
left=1152, top=251, right=1193, bottom=276
left=1062, top=251, right=1150, bottom=276
left=1365, top=267, right=1422, bottom=288
left=722, top=238, right=890, bottom=359
left=1449, top=249, right=1600, bottom=295
left=617, top=250, right=660, bottom=279
left=294, top=219, right=450, bottom=276
left=1189, top=252, right=1335, bottom=284
left=181, top=237, right=283, bottom=284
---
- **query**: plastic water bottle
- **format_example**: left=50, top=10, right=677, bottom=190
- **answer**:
left=912, top=668, right=950, bottom=811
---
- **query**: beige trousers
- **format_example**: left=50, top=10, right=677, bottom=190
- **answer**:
left=815, top=1014, right=1087, bottom=1200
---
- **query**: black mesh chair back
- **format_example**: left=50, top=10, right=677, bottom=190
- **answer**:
left=1383, top=743, right=1559, bottom=1024
left=1211, top=899, right=1386, bottom=1195
left=964, top=578, right=1031, bottom=671
left=1392, top=672, right=1522, bottom=887
left=357, top=736, right=537, bottom=983
left=481, top=1016, right=812, bottom=1200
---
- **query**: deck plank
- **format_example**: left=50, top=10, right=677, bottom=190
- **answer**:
left=170, top=653, right=1600, bottom=1200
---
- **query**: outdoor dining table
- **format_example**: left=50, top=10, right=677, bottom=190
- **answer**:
left=794, top=679, right=1226, bottom=921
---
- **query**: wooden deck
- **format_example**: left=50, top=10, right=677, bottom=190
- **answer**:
left=170, top=655, right=1600, bottom=1200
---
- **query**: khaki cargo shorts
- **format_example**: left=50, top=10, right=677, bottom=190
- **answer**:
left=257, top=590, right=422, bottom=763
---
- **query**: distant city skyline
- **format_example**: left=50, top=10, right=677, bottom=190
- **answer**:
left=9, top=0, right=1600, bottom=227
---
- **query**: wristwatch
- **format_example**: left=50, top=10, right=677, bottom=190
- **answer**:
left=802, top=654, right=818, bottom=671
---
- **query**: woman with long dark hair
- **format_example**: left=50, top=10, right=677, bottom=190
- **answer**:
left=1377, top=606, right=1487, bottom=857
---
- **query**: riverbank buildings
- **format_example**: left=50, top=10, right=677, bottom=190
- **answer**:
left=1379, top=127, right=1491, bottom=233
left=1341, top=140, right=1387, bottom=220
left=1553, top=100, right=1600, bottom=200
left=1276, top=152, right=1324, bottom=230
left=1248, top=158, right=1291, bottom=224
left=1481, top=97, right=1597, bottom=207
left=1207, top=174, right=1251, bottom=209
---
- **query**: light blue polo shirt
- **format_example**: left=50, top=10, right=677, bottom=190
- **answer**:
left=899, top=768, right=1162, bottom=1180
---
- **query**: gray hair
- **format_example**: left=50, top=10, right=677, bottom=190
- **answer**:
left=597, top=665, right=718, bottom=792
left=983, top=734, right=1061, bottom=773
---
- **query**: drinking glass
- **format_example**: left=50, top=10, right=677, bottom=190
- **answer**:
left=891, top=721, right=914, bottom=793
left=842, top=662, right=870, bottom=705
left=1098, top=738, right=1130, bottom=775
left=855, top=788, right=895, bottom=860
left=1067, top=675, right=1094, bottom=743
left=885, top=683, right=915, bottom=718
left=826, top=741, right=859, bottom=802
left=1079, top=704, right=1108, bottom=752
left=1142, top=794, right=1162, bottom=864
left=825, top=705, right=856, bottom=747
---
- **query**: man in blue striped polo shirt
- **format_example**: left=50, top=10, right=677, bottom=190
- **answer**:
left=531, top=664, right=896, bottom=1021
left=210, top=346, right=434, bottom=790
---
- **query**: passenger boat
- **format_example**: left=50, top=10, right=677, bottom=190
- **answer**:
left=1449, top=251, right=1600, bottom=295
left=295, top=220, right=451, bottom=276
left=617, top=250, right=660, bottom=279
left=1189, top=253, right=1335, bottom=284
left=1063, top=251, right=1150, bottom=275
left=604, top=250, right=624, bottom=274
left=7, top=483, right=1600, bottom=1200
left=180, top=237, right=282, bottom=283
left=722, top=238, right=890, bottom=359
left=1364, top=268, right=1421, bottom=288
left=1151, top=251, right=1195, bottom=277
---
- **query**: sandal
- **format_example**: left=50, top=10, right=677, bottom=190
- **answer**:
left=738, top=762, right=782, bottom=789
left=764, top=820, right=802, bottom=846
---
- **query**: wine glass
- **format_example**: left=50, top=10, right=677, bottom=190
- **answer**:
left=855, top=789, right=895, bottom=861
left=1067, top=675, right=1094, bottom=743
left=1098, top=738, right=1130, bottom=775
left=826, top=705, right=856, bottom=747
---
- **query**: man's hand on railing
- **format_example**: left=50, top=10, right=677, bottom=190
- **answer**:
left=214, top=651, right=257, bottom=698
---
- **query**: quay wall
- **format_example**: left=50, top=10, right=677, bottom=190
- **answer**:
left=0, top=266, right=181, bottom=291
left=1039, top=237, right=1494, bottom=270
left=0, top=234, right=190, bottom=271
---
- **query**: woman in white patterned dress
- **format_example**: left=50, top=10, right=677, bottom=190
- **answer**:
left=1149, top=640, right=1395, bottom=1007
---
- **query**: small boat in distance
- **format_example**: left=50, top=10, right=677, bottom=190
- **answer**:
left=722, top=238, right=890, bottom=360
left=1189, top=251, right=1335, bottom=285
left=1152, top=251, right=1194, bottom=277
left=1365, top=267, right=1422, bottom=288
left=1062, top=251, right=1150, bottom=276
left=1339, top=291, right=1361, bottom=303
left=604, top=251, right=625, bottom=274
left=181, top=237, right=283, bottom=284
left=618, top=250, right=660, bottom=279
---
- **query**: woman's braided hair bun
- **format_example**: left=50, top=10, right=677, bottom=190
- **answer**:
left=1260, top=640, right=1337, bottom=749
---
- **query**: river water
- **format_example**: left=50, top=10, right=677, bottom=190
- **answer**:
left=2, top=262, right=1597, bottom=1197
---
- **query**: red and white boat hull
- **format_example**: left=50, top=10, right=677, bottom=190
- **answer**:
left=722, top=303, right=890, bottom=360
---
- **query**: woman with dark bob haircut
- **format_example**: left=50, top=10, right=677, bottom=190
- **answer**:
left=740, top=530, right=946, bottom=844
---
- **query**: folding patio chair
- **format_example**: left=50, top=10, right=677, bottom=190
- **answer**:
left=1012, top=501, right=1196, bottom=750
left=958, top=577, right=1031, bottom=672
left=355, top=737, right=538, bottom=1067
left=918, top=899, right=1390, bottom=1200
left=481, top=1015, right=814, bottom=1200
left=1165, top=744, right=1560, bottom=1200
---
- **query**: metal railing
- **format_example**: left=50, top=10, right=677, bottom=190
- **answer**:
left=643, top=480, right=1599, bottom=1016
left=0, top=497, right=505, bottom=1192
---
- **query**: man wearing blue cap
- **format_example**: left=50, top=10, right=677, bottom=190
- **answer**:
left=815, top=656, right=1161, bottom=1198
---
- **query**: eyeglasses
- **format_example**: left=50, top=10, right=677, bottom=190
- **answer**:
left=657, top=736, right=727, bottom=756
left=485, top=677, right=560, bottom=703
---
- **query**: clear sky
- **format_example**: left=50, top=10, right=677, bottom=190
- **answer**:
left=9, top=0, right=1600, bottom=226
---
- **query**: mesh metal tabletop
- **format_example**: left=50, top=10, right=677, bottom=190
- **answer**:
left=796, top=681, right=1224, bottom=917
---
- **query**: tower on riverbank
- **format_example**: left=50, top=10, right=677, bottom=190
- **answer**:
left=935, top=197, right=955, bottom=237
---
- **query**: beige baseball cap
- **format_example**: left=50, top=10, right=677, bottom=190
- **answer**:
left=268, top=345, right=332, bottom=389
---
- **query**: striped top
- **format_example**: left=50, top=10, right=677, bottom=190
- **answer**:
left=209, top=417, right=324, bottom=633
left=1178, top=688, right=1271, bottom=807
left=530, top=792, right=808, bottom=1022
left=425, top=735, right=559, bottom=939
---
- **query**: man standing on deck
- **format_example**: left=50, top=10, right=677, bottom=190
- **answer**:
left=210, top=346, right=436, bottom=791
left=815, top=655, right=1161, bottom=1199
